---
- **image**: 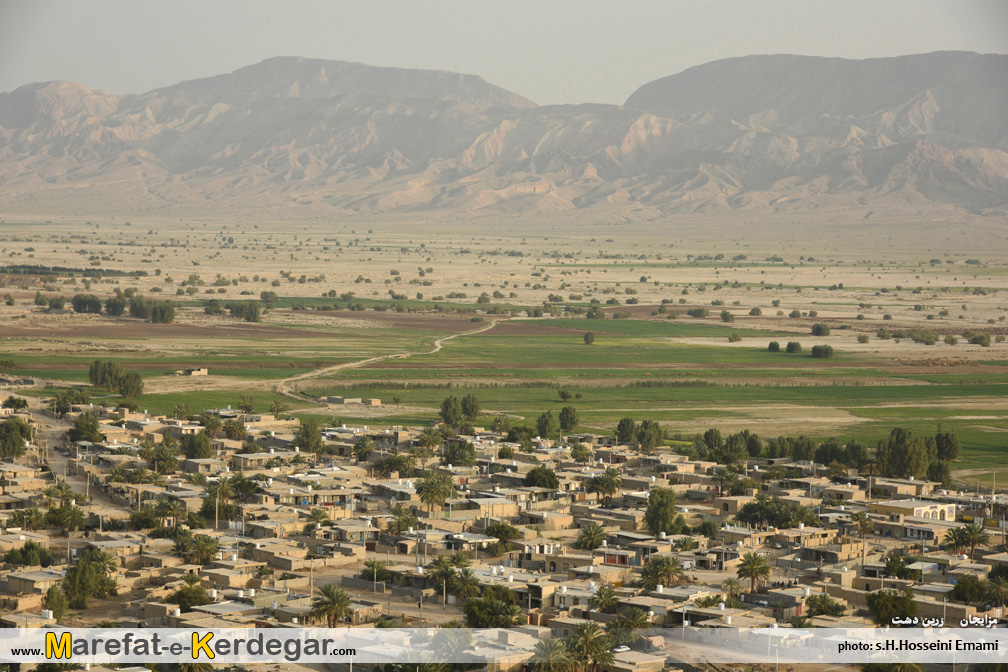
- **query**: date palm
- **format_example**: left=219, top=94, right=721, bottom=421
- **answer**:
left=737, top=551, right=770, bottom=593
left=152, top=442, right=179, bottom=474
left=943, top=527, right=968, bottom=555
left=269, top=399, right=289, bottom=419
left=303, top=507, right=330, bottom=534
left=985, top=575, right=1008, bottom=610
left=567, top=622, right=613, bottom=672
left=427, top=556, right=457, bottom=604
left=641, top=555, right=685, bottom=590
left=173, top=403, right=189, bottom=420
left=849, top=511, right=874, bottom=566
left=417, top=472, right=455, bottom=517
left=189, top=535, right=219, bottom=565
left=310, top=583, right=353, bottom=627
left=352, top=436, right=374, bottom=463
left=385, top=505, right=419, bottom=536
left=609, top=606, right=650, bottom=646
left=449, top=550, right=471, bottom=568
left=575, top=522, right=607, bottom=550
left=450, top=567, right=481, bottom=601
left=589, top=584, right=618, bottom=613
left=11, top=507, right=44, bottom=531
left=962, top=522, right=990, bottom=561
left=530, top=638, right=572, bottom=672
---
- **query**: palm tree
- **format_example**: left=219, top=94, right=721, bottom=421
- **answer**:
left=89, top=549, right=119, bottom=577
left=721, top=577, right=743, bottom=598
left=418, top=427, right=443, bottom=464
left=985, top=575, right=1008, bottom=611
left=640, top=555, right=686, bottom=590
left=152, top=442, right=179, bottom=474
left=450, top=567, right=482, bottom=601
left=673, top=536, right=698, bottom=551
left=107, top=466, right=129, bottom=483
left=11, top=507, right=43, bottom=531
left=385, top=505, right=420, bottom=536
left=529, top=638, right=573, bottom=672
left=310, top=583, right=353, bottom=627
left=200, top=414, right=223, bottom=439
left=417, top=473, right=455, bottom=517
left=575, top=522, right=607, bottom=550
left=58, top=506, right=86, bottom=534
left=849, top=511, right=874, bottom=566
left=962, top=522, right=991, bottom=561
left=238, top=394, right=254, bottom=414
left=427, top=556, right=456, bottom=604
left=737, top=551, right=770, bottom=593
left=352, top=436, right=375, bottom=463
left=269, top=399, right=289, bottom=419
left=189, top=535, right=219, bottom=565
left=173, top=403, right=189, bottom=420
left=590, top=584, right=618, bottom=613
left=449, top=550, right=471, bottom=568
left=53, top=482, right=75, bottom=508
left=944, top=527, right=968, bottom=555
left=568, top=622, right=613, bottom=672
left=154, top=499, right=175, bottom=528
left=164, top=499, right=186, bottom=527
left=182, top=573, right=202, bottom=587
left=303, top=507, right=330, bottom=534
left=609, top=606, right=650, bottom=646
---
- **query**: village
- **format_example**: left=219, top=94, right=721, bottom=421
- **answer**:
left=0, top=389, right=1006, bottom=672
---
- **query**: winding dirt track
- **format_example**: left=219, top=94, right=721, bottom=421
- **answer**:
left=271, top=319, right=500, bottom=405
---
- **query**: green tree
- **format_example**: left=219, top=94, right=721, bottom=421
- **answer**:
left=567, top=621, right=614, bottom=672
left=417, top=473, right=455, bottom=516
left=935, top=432, right=960, bottom=461
left=866, top=589, right=917, bottom=626
left=575, top=522, right=607, bottom=550
left=951, top=574, right=985, bottom=605
left=640, top=555, right=685, bottom=590
left=427, top=556, right=457, bottom=605
left=590, top=584, right=618, bottom=613
left=310, top=583, right=353, bottom=627
left=43, top=585, right=68, bottom=622
left=440, top=396, right=463, bottom=426
left=559, top=406, right=580, bottom=433
left=805, top=592, right=845, bottom=616
left=615, top=417, right=636, bottom=444
left=167, top=581, right=212, bottom=612
left=463, top=584, right=521, bottom=627
left=238, top=394, right=254, bottom=414
left=529, top=637, right=573, bottom=672
left=537, top=410, right=559, bottom=440
left=384, top=505, right=419, bottom=536
left=5, top=540, right=55, bottom=567
left=583, top=331, right=595, bottom=345
left=461, top=394, right=480, bottom=421
left=570, top=442, right=591, bottom=463
left=525, top=466, right=560, bottom=489
left=737, top=551, right=770, bottom=593
left=352, top=436, right=375, bottom=463
left=644, top=487, right=682, bottom=535
left=182, top=432, right=214, bottom=459
left=68, top=413, right=103, bottom=443
left=636, top=419, right=663, bottom=451
left=294, top=418, right=323, bottom=453
left=849, top=511, right=875, bottom=567
left=451, top=567, right=482, bottom=601
left=269, top=399, right=289, bottom=418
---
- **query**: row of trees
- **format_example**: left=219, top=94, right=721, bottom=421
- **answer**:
left=88, top=359, right=144, bottom=399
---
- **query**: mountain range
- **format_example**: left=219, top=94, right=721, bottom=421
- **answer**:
left=0, top=52, right=1005, bottom=217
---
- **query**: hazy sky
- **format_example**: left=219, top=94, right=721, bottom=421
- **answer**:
left=1, top=0, right=1006, bottom=105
